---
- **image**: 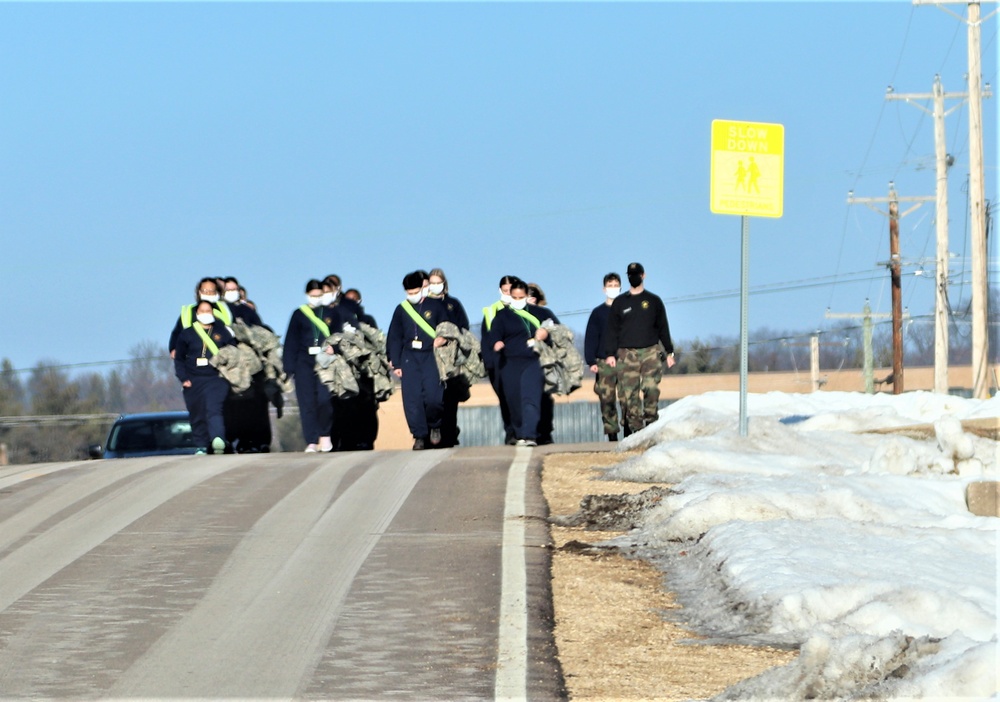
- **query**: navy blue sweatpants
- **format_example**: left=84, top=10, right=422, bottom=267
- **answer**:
left=400, top=350, right=444, bottom=440
left=499, top=356, right=543, bottom=441
left=294, top=364, right=332, bottom=445
left=183, top=375, right=230, bottom=451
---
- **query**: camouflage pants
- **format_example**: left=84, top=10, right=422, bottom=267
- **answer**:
left=616, top=346, right=663, bottom=432
left=593, top=359, right=621, bottom=435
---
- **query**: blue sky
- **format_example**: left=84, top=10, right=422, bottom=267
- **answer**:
left=0, top=1, right=996, bottom=373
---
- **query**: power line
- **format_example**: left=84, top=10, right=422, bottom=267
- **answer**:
left=2, top=357, right=167, bottom=376
left=554, top=269, right=890, bottom=319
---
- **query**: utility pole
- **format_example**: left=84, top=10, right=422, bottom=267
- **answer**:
left=914, top=0, right=997, bottom=398
left=848, top=184, right=933, bottom=394
left=782, top=335, right=845, bottom=392
left=886, top=76, right=971, bottom=394
left=827, top=301, right=893, bottom=393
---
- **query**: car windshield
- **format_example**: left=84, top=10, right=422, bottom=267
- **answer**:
left=107, top=418, right=195, bottom=452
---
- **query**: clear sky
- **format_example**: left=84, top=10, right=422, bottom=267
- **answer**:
left=0, top=1, right=996, bottom=373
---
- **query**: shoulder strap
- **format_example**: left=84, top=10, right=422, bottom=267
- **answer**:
left=192, top=323, right=220, bottom=356
left=180, top=304, right=195, bottom=328
left=402, top=301, right=437, bottom=338
left=482, top=300, right=504, bottom=332
left=214, top=300, right=233, bottom=325
left=299, top=305, right=331, bottom=339
left=512, top=308, right=541, bottom=329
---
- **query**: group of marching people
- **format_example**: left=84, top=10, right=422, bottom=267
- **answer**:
left=169, top=274, right=382, bottom=454
left=170, top=269, right=587, bottom=454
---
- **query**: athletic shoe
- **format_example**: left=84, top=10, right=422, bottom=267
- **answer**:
left=429, top=428, right=442, bottom=446
left=195, top=449, right=207, bottom=455
left=412, top=438, right=426, bottom=451
left=515, top=438, right=537, bottom=447
left=319, top=436, right=334, bottom=452
left=211, top=437, right=226, bottom=453
left=304, top=444, right=319, bottom=453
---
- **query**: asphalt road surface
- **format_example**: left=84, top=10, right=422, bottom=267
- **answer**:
left=0, top=445, right=571, bottom=700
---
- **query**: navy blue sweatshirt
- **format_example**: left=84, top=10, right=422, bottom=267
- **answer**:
left=584, top=302, right=613, bottom=366
left=169, top=301, right=235, bottom=353
left=437, top=294, right=470, bottom=330
left=283, top=305, right=356, bottom=376
left=173, top=321, right=237, bottom=383
left=386, top=297, right=449, bottom=367
left=230, top=301, right=264, bottom=328
left=489, top=304, right=560, bottom=360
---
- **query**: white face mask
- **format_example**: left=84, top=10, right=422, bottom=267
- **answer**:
left=224, top=290, right=240, bottom=304
left=320, top=292, right=335, bottom=306
left=306, top=295, right=323, bottom=308
left=510, top=298, right=528, bottom=310
left=196, top=313, right=216, bottom=325
left=605, top=286, right=621, bottom=300
left=499, top=289, right=513, bottom=305
left=200, top=293, right=219, bottom=304
left=428, top=283, right=445, bottom=296
left=406, top=292, right=423, bottom=305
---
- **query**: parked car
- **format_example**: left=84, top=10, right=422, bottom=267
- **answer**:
left=89, top=411, right=198, bottom=459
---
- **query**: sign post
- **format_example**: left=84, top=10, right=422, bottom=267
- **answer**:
left=710, top=119, right=784, bottom=436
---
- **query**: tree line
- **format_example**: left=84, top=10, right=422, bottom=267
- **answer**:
left=1, top=314, right=994, bottom=464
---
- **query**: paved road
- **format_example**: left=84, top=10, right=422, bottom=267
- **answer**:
left=0, top=445, right=571, bottom=700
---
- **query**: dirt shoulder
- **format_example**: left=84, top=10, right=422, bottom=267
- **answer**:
left=543, top=451, right=796, bottom=701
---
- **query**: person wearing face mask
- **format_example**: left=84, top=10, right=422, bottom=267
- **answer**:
left=325, top=274, right=367, bottom=325
left=316, top=277, right=367, bottom=451
left=218, top=276, right=275, bottom=453
left=386, top=271, right=450, bottom=450
left=604, top=262, right=676, bottom=436
left=222, top=277, right=264, bottom=328
left=586, top=272, right=626, bottom=441
left=173, top=299, right=238, bottom=455
left=526, top=283, right=547, bottom=307
left=238, top=285, right=258, bottom=311
left=481, top=275, right=520, bottom=445
left=525, top=281, right=557, bottom=444
left=426, top=268, right=469, bottom=448
left=489, top=280, right=560, bottom=447
left=169, top=278, right=235, bottom=359
left=343, top=288, right=378, bottom=328
left=283, top=280, right=340, bottom=452
left=339, top=287, right=380, bottom=450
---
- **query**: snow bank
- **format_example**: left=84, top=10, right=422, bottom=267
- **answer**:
left=602, top=391, right=999, bottom=700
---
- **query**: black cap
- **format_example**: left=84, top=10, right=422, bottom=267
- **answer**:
left=626, top=262, right=644, bottom=275
left=402, top=271, right=424, bottom=290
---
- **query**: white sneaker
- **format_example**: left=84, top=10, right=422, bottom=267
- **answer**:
left=211, top=437, right=226, bottom=453
left=304, top=444, right=319, bottom=453
left=319, top=436, right=334, bottom=452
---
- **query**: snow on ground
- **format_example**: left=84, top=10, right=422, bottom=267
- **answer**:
left=601, top=391, right=998, bottom=701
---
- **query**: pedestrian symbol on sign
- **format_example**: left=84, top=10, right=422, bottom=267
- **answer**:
left=711, top=120, right=783, bottom=218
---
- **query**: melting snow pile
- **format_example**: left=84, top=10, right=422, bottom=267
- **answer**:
left=604, top=390, right=998, bottom=700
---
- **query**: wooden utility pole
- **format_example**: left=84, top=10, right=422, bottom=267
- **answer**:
left=848, top=184, right=933, bottom=394
left=889, top=193, right=904, bottom=394
left=914, top=0, right=997, bottom=397
left=886, top=76, right=970, bottom=394
left=781, top=334, right=848, bottom=392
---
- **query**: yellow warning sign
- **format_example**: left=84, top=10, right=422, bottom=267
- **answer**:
left=710, top=120, right=784, bottom=218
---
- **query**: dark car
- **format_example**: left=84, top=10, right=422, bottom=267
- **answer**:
left=89, top=411, right=199, bottom=459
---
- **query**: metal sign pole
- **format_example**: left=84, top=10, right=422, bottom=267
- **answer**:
left=739, top=215, right=749, bottom=437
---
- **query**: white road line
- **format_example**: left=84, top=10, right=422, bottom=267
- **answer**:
left=495, top=445, right=531, bottom=701
left=0, top=457, right=251, bottom=614
left=108, top=450, right=447, bottom=698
